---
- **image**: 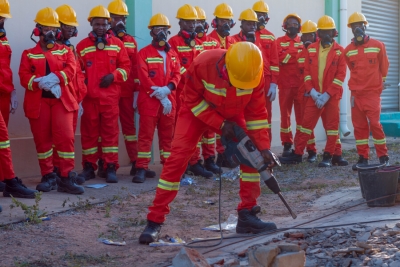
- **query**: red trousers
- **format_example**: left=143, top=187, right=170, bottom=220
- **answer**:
left=351, top=90, right=388, bottom=158
left=29, top=98, right=75, bottom=177
left=294, top=97, right=340, bottom=155
left=119, top=96, right=138, bottom=163
left=81, top=98, right=119, bottom=169
left=136, top=108, right=175, bottom=169
left=294, top=95, right=317, bottom=153
left=0, top=109, right=15, bottom=181
left=0, top=92, right=10, bottom=126
left=147, top=107, right=262, bottom=223
left=279, top=87, right=301, bottom=145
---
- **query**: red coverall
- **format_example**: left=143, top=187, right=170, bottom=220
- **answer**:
left=0, top=110, right=15, bottom=181
left=277, top=34, right=303, bottom=145
left=76, top=36, right=130, bottom=170
left=136, top=45, right=181, bottom=169
left=294, top=41, right=346, bottom=156
left=209, top=29, right=236, bottom=49
left=19, top=43, right=78, bottom=177
left=53, top=45, right=87, bottom=169
left=168, top=34, right=206, bottom=165
left=147, top=49, right=269, bottom=223
left=344, top=38, right=389, bottom=158
left=98, top=34, right=139, bottom=163
left=0, top=36, right=14, bottom=126
left=232, top=29, right=279, bottom=145
left=196, top=34, right=221, bottom=160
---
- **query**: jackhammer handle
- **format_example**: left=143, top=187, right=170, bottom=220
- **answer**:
left=278, top=192, right=297, bottom=219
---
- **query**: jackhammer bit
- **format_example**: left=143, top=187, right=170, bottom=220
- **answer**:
left=222, top=124, right=297, bottom=219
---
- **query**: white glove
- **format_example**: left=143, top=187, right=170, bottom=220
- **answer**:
left=150, top=86, right=171, bottom=100
left=10, top=89, right=18, bottom=114
left=310, top=88, right=321, bottom=101
left=78, top=102, right=84, bottom=117
left=34, top=73, right=60, bottom=91
left=160, top=97, right=172, bottom=115
left=49, top=84, right=62, bottom=99
left=315, top=92, right=331, bottom=109
left=133, top=91, right=139, bottom=109
left=267, top=83, right=277, bottom=102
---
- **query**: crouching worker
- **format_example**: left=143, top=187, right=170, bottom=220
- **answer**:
left=139, top=42, right=278, bottom=244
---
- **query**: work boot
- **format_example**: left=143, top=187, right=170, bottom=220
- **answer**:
left=139, top=220, right=162, bottom=244
left=3, top=177, right=38, bottom=199
left=106, top=163, right=118, bottom=183
left=332, top=155, right=349, bottom=166
left=53, top=166, right=60, bottom=177
left=132, top=168, right=146, bottom=183
left=236, top=205, right=277, bottom=234
left=97, top=159, right=107, bottom=178
left=307, top=150, right=317, bottom=163
left=0, top=181, right=5, bottom=192
left=352, top=155, right=368, bottom=171
left=216, top=153, right=229, bottom=168
left=282, top=142, right=292, bottom=157
left=57, top=172, right=85, bottom=195
left=131, top=161, right=156, bottom=178
left=379, top=155, right=389, bottom=166
left=188, top=160, right=213, bottom=178
left=130, top=161, right=137, bottom=176
left=279, top=151, right=302, bottom=164
left=77, top=162, right=95, bottom=181
left=36, top=172, right=58, bottom=192
left=204, top=156, right=223, bottom=174
left=318, top=152, right=332, bottom=167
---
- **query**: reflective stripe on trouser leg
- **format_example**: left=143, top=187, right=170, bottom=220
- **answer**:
left=360, top=91, right=388, bottom=158
left=321, top=98, right=340, bottom=155
left=351, top=92, right=371, bottom=159
left=201, top=130, right=216, bottom=160
left=135, top=114, right=156, bottom=169
left=81, top=98, right=101, bottom=169
left=147, top=107, right=207, bottom=223
left=119, top=96, right=138, bottom=162
left=157, top=108, right=175, bottom=164
left=100, top=104, right=119, bottom=168
left=237, top=164, right=261, bottom=211
left=0, top=110, right=15, bottom=180
left=279, top=87, right=300, bottom=145
left=295, top=95, right=317, bottom=153
left=294, top=97, right=324, bottom=155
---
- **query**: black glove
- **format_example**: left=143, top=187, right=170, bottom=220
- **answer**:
left=221, top=121, right=237, bottom=140
left=260, top=149, right=279, bottom=169
left=100, top=74, right=114, bottom=88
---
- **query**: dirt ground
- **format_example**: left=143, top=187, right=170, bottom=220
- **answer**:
left=1, top=142, right=400, bottom=267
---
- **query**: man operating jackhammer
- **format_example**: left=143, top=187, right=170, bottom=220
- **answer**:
left=138, top=42, right=278, bottom=244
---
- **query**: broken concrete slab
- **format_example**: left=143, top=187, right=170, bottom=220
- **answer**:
left=172, top=247, right=210, bottom=267
left=271, top=251, right=306, bottom=267
left=248, top=245, right=280, bottom=267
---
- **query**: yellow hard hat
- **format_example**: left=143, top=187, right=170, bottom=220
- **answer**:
left=34, top=7, right=60, bottom=27
left=317, top=15, right=336, bottom=30
left=283, top=13, right=302, bottom=25
left=176, top=4, right=197, bottom=20
left=213, top=3, right=234, bottom=19
left=148, top=13, right=171, bottom=29
left=0, top=0, right=11, bottom=18
left=56, top=5, right=79, bottom=27
left=347, top=12, right=368, bottom=28
left=301, top=20, right=317, bottom=34
left=252, top=0, right=269, bottom=13
left=226, top=42, right=263, bottom=90
left=195, top=6, right=206, bottom=20
left=239, top=9, right=259, bottom=22
left=88, top=5, right=111, bottom=22
left=108, top=0, right=129, bottom=16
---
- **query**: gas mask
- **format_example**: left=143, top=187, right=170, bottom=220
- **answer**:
left=113, top=20, right=126, bottom=38
left=286, top=26, right=299, bottom=35
left=155, top=30, right=168, bottom=46
left=353, top=27, right=366, bottom=45
left=257, top=15, right=269, bottom=30
left=0, top=21, right=5, bottom=38
left=301, top=34, right=316, bottom=49
left=152, top=30, right=170, bottom=52
left=44, top=31, right=56, bottom=49
left=220, top=23, right=231, bottom=37
left=320, top=33, right=333, bottom=48
left=195, top=24, right=205, bottom=38
left=241, top=31, right=255, bottom=43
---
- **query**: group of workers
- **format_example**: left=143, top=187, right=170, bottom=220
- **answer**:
left=0, top=0, right=390, bottom=244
